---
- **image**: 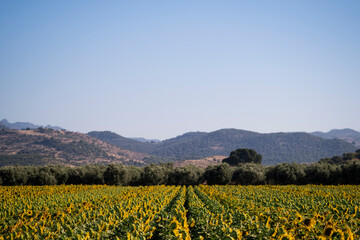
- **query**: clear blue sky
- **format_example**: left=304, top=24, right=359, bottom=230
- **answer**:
left=1, top=1, right=359, bottom=140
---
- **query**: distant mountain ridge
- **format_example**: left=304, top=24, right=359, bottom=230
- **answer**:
left=0, top=128, right=149, bottom=167
left=88, top=129, right=357, bottom=165
left=0, top=119, right=65, bottom=131
left=88, top=131, right=155, bottom=154
left=1, top=118, right=358, bottom=166
left=310, top=129, right=360, bottom=147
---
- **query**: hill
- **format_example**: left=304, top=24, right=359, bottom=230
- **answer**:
left=310, top=128, right=360, bottom=148
left=88, top=129, right=357, bottom=165
left=88, top=131, right=156, bottom=153
left=0, top=119, right=65, bottom=130
left=0, top=128, right=148, bottom=167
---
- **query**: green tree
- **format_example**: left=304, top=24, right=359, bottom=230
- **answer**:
left=37, top=168, right=57, bottom=185
left=304, top=163, right=342, bottom=185
left=266, top=163, right=305, bottom=185
left=232, top=163, right=265, bottom=185
left=126, top=165, right=143, bottom=186
left=222, top=148, right=262, bottom=166
left=103, top=164, right=128, bottom=186
left=341, top=161, right=360, bottom=184
left=204, top=163, right=232, bottom=185
left=0, top=166, right=28, bottom=185
left=82, top=165, right=106, bottom=185
left=140, top=163, right=173, bottom=185
left=167, top=165, right=204, bottom=185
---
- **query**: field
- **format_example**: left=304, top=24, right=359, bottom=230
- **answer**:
left=0, top=185, right=359, bottom=239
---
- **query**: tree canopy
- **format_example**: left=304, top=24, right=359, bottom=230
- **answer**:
left=222, top=148, right=262, bottom=166
left=203, top=163, right=232, bottom=185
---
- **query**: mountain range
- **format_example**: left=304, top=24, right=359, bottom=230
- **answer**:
left=0, top=118, right=359, bottom=166
left=0, top=119, right=64, bottom=131
left=88, top=129, right=358, bottom=165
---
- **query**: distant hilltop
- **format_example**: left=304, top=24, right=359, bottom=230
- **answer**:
left=0, top=119, right=65, bottom=131
left=310, top=129, right=360, bottom=148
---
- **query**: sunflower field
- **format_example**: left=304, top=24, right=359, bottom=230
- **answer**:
left=0, top=185, right=359, bottom=239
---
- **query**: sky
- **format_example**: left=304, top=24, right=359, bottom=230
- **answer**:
left=1, top=1, right=359, bottom=140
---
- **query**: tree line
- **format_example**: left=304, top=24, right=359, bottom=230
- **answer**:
left=1, top=148, right=359, bottom=186
left=1, top=161, right=359, bottom=186
left=0, top=163, right=204, bottom=186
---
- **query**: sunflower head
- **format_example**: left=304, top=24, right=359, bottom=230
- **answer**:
left=295, top=213, right=303, bottom=222
left=324, top=227, right=334, bottom=237
left=304, top=218, right=316, bottom=228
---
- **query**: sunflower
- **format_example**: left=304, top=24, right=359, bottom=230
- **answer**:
left=323, top=227, right=334, bottom=237
left=304, top=218, right=316, bottom=229
left=169, top=217, right=180, bottom=235
left=295, top=213, right=303, bottom=222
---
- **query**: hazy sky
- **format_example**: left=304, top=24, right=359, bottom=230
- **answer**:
left=1, top=1, right=359, bottom=140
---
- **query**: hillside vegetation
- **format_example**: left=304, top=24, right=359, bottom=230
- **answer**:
left=0, top=128, right=148, bottom=167
left=1, top=126, right=357, bottom=167
left=89, top=129, right=357, bottom=165
left=311, top=128, right=360, bottom=147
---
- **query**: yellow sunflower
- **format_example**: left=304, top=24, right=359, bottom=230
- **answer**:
left=304, top=218, right=316, bottom=229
